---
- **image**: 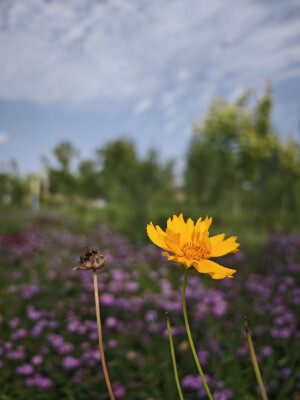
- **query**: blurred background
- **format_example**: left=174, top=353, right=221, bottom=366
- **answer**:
left=0, top=1, right=300, bottom=399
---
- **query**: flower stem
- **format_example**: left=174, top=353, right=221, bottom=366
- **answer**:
left=93, top=269, right=115, bottom=400
left=244, top=317, right=268, bottom=400
left=182, top=270, right=214, bottom=400
left=165, top=312, right=185, bottom=400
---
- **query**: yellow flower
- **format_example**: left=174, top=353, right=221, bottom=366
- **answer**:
left=147, top=214, right=239, bottom=279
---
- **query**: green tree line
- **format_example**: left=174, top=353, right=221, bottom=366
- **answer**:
left=1, top=87, right=299, bottom=242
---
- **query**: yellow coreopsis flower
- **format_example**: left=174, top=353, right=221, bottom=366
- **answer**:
left=147, top=214, right=239, bottom=279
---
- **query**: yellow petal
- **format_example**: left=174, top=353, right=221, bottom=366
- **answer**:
left=165, top=235, right=184, bottom=256
left=210, top=236, right=240, bottom=257
left=172, top=214, right=182, bottom=231
left=186, top=218, right=195, bottom=242
left=193, top=259, right=236, bottom=279
left=162, top=252, right=193, bottom=268
left=203, top=216, right=212, bottom=230
left=209, top=233, right=225, bottom=247
left=166, top=228, right=181, bottom=243
left=195, top=217, right=203, bottom=231
left=201, top=231, right=212, bottom=253
left=179, top=217, right=191, bottom=244
left=147, top=222, right=169, bottom=251
left=167, top=217, right=173, bottom=230
left=194, top=216, right=212, bottom=242
left=156, top=225, right=167, bottom=244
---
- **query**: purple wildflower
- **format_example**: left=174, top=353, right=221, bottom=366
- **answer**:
left=6, top=349, right=25, bottom=360
left=9, top=317, right=20, bottom=329
left=108, top=339, right=119, bottom=348
left=57, top=343, right=74, bottom=355
left=214, top=389, right=233, bottom=400
left=31, top=355, right=43, bottom=365
left=62, top=356, right=80, bottom=369
left=260, top=346, right=272, bottom=357
left=11, top=329, right=27, bottom=340
left=17, top=363, right=34, bottom=376
left=105, top=316, right=118, bottom=328
left=35, top=375, right=53, bottom=389
left=113, top=382, right=126, bottom=398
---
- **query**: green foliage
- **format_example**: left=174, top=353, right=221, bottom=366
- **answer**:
left=93, top=140, right=176, bottom=243
left=96, top=140, right=174, bottom=205
left=185, top=86, right=300, bottom=230
left=44, top=142, right=79, bottom=196
left=2, top=85, right=300, bottom=243
left=53, top=141, right=79, bottom=172
left=42, top=139, right=176, bottom=243
left=0, top=160, right=29, bottom=207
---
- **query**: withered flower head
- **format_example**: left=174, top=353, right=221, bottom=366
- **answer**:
left=73, top=247, right=107, bottom=271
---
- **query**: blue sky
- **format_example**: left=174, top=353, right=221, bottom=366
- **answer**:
left=0, top=0, right=300, bottom=174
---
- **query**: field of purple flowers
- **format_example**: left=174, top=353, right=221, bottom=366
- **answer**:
left=0, top=213, right=299, bottom=399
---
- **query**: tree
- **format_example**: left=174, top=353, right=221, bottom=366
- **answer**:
left=47, top=141, right=79, bottom=196
left=185, top=86, right=300, bottom=228
left=95, top=139, right=175, bottom=241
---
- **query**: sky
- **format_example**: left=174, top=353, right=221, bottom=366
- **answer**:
left=0, top=0, right=300, bottom=175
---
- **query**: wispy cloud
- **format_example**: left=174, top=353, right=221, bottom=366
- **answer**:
left=0, top=0, right=299, bottom=113
left=133, top=98, right=152, bottom=115
left=0, top=131, right=8, bottom=144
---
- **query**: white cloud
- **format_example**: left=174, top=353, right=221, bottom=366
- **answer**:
left=133, top=98, right=152, bottom=115
left=0, top=0, right=299, bottom=109
left=0, top=132, right=8, bottom=144
left=176, top=69, right=190, bottom=82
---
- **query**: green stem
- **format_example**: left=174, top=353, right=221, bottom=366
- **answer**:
left=165, top=312, right=185, bottom=400
left=182, top=270, right=214, bottom=400
left=244, top=317, right=268, bottom=400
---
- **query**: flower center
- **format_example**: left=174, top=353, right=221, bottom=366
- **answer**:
left=181, top=242, right=210, bottom=261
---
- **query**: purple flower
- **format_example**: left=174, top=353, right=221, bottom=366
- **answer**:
left=280, top=368, right=292, bottom=377
left=113, top=382, right=126, bottom=398
left=47, top=333, right=64, bottom=348
left=89, top=331, right=98, bottom=341
left=48, top=320, right=58, bottom=329
left=81, top=351, right=97, bottom=367
left=6, top=349, right=25, bottom=360
left=62, top=356, right=80, bottom=369
left=30, top=324, right=43, bottom=338
left=101, top=293, right=115, bottom=306
left=25, top=377, right=37, bottom=386
left=144, top=310, right=157, bottom=322
left=212, top=298, right=228, bottom=317
left=260, top=346, right=272, bottom=357
left=27, top=305, right=43, bottom=321
left=9, top=317, right=20, bottom=329
left=22, top=284, right=39, bottom=299
left=35, top=375, right=53, bottom=389
left=197, top=349, right=210, bottom=366
left=214, top=389, right=233, bottom=400
left=25, top=374, right=52, bottom=388
left=11, top=329, right=27, bottom=340
left=31, top=355, right=43, bottom=365
left=17, top=363, right=34, bottom=376
left=182, top=374, right=209, bottom=390
left=125, top=282, right=139, bottom=292
left=57, top=343, right=74, bottom=355
left=106, top=316, right=118, bottom=328
left=4, top=342, right=13, bottom=350
left=108, top=339, right=119, bottom=349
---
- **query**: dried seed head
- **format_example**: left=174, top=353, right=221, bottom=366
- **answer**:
left=73, top=247, right=107, bottom=271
